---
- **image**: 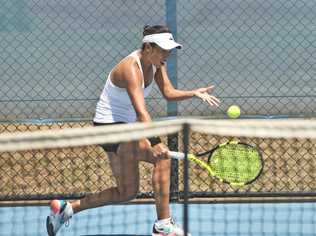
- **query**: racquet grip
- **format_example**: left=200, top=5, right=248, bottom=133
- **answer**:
left=168, top=151, right=185, bottom=160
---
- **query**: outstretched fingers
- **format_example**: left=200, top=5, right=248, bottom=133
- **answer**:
left=196, top=92, right=220, bottom=107
left=204, top=94, right=220, bottom=107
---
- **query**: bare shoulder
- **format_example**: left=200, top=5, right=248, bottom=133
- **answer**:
left=111, top=55, right=142, bottom=88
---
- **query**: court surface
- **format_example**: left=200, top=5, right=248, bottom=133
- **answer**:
left=0, top=202, right=315, bottom=236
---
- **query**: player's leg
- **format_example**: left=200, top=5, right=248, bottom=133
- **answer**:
left=46, top=142, right=140, bottom=236
left=137, top=140, right=190, bottom=236
left=73, top=143, right=140, bottom=212
left=136, top=139, right=172, bottom=219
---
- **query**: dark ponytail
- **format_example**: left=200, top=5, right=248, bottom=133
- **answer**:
left=142, top=25, right=171, bottom=36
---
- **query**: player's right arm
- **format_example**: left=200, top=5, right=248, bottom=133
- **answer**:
left=112, top=58, right=152, bottom=123
left=111, top=58, right=168, bottom=158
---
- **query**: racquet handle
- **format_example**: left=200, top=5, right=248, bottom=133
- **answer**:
left=168, top=151, right=185, bottom=160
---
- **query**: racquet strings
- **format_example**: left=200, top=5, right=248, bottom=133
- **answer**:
left=210, top=143, right=262, bottom=185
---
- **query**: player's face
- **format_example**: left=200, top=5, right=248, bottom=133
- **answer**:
left=151, top=45, right=171, bottom=67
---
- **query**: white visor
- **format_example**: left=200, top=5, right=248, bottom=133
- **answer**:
left=142, top=33, right=182, bottom=50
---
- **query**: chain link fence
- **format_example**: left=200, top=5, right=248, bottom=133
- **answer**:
left=177, top=0, right=316, bottom=117
left=1, top=0, right=316, bottom=123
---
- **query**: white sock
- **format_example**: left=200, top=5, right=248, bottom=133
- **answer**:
left=155, top=217, right=172, bottom=227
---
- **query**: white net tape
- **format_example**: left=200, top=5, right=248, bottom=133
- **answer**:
left=0, top=118, right=315, bottom=152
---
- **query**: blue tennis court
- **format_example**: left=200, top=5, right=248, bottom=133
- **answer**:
left=1, top=202, right=316, bottom=236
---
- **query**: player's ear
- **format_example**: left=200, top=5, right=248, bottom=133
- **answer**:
left=144, top=43, right=152, bottom=52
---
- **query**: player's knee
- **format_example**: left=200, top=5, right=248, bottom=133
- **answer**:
left=119, top=191, right=138, bottom=202
left=156, top=158, right=171, bottom=171
left=137, top=139, right=151, bottom=154
left=153, top=159, right=171, bottom=183
left=117, top=184, right=138, bottom=202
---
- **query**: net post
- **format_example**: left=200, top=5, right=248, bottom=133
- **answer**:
left=182, top=122, right=190, bottom=236
left=165, top=0, right=180, bottom=201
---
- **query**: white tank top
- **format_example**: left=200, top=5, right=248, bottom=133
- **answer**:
left=93, top=50, right=156, bottom=123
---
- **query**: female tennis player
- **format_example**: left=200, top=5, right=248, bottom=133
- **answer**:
left=46, top=25, right=220, bottom=236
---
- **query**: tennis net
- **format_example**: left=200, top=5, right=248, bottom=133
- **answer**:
left=1, top=118, right=316, bottom=236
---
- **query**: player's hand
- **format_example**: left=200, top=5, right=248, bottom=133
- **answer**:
left=193, top=85, right=220, bottom=107
left=152, top=143, right=169, bottom=159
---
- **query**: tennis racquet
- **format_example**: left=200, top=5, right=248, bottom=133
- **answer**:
left=169, top=140, right=263, bottom=187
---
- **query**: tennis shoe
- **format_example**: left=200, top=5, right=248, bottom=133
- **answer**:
left=46, top=200, right=73, bottom=236
left=152, top=218, right=191, bottom=236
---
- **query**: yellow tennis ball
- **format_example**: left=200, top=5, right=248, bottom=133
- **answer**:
left=227, top=105, right=241, bottom=119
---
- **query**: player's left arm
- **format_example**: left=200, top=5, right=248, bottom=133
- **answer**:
left=154, top=65, right=220, bottom=107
